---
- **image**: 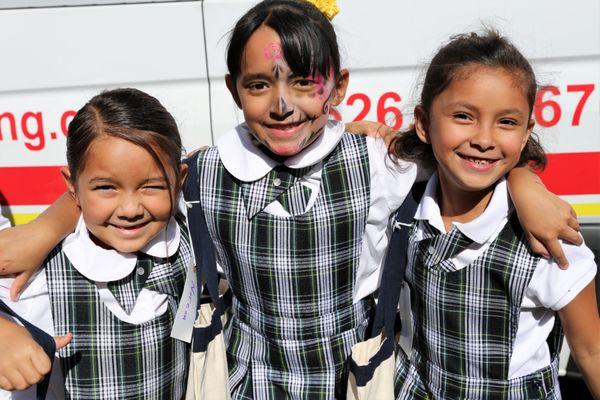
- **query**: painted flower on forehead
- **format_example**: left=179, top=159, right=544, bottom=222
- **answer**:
left=306, top=0, right=339, bottom=20
left=264, top=42, right=282, bottom=61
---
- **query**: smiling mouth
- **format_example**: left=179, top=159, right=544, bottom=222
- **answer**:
left=110, top=221, right=150, bottom=234
left=457, top=153, right=500, bottom=170
left=264, top=120, right=306, bottom=132
left=458, top=153, right=498, bottom=164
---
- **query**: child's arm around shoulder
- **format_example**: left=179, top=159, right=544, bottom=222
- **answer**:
left=506, top=166, right=582, bottom=268
left=0, top=192, right=79, bottom=300
left=347, top=122, right=582, bottom=266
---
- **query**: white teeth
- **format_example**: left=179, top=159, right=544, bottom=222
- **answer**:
left=465, top=156, right=490, bottom=165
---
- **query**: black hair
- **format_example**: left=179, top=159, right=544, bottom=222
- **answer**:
left=391, top=30, right=546, bottom=170
left=226, top=0, right=341, bottom=82
left=66, top=88, right=183, bottom=211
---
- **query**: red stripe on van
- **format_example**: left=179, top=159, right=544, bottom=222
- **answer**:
left=0, top=166, right=66, bottom=205
left=539, top=152, right=600, bottom=195
left=0, top=152, right=598, bottom=206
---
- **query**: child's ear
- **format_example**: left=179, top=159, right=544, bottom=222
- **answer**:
left=60, top=166, right=80, bottom=207
left=330, top=69, right=350, bottom=106
left=414, top=106, right=430, bottom=144
left=178, top=163, right=189, bottom=191
left=225, top=74, right=242, bottom=109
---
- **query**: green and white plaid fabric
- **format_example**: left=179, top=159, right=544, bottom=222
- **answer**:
left=395, top=214, right=563, bottom=400
left=194, top=133, right=373, bottom=399
left=45, top=226, right=192, bottom=399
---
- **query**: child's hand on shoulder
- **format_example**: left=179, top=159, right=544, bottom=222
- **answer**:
left=507, top=167, right=582, bottom=268
left=345, top=121, right=397, bottom=146
left=0, top=317, right=72, bottom=391
left=0, top=222, right=53, bottom=301
left=185, top=145, right=210, bottom=159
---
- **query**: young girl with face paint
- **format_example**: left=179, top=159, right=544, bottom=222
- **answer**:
left=391, top=31, right=599, bottom=399
left=0, top=1, right=583, bottom=399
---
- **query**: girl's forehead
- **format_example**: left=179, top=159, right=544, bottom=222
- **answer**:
left=80, top=136, right=164, bottom=176
left=238, top=24, right=334, bottom=81
left=246, top=25, right=281, bottom=54
left=435, top=66, right=530, bottom=114
left=239, top=25, right=285, bottom=74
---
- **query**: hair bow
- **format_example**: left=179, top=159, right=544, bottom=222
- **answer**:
left=306, top=0, right=339, bottom=20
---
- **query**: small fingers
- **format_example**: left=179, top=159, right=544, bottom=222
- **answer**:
left=10, top=271, right=33, bottom=301
left=54, top=332, right=73, bottom=350
left=545, top=239, right=569, bottom=269
left=3, top=367, right=29, bottom=391
left=528, top=235, right=550, bottom=259
left=17, top=363, right=44, bottom=388
left=567, top=215, right=580, bottom=232
left=570, top=205, right=577, bottom=218
left=560, top=226, right=583, bottom=246
left=30, top=347, right=52, bottom=377
left=0, top=375, right=14, bottom=391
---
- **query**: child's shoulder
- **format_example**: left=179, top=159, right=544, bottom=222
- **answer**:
left=42, top=242, right=69, bottom=270
left=527, top=239, right=596, bottom=311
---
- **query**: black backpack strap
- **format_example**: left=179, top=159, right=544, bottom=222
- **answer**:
left=0, top=299, right=55, bottom=400
left=183, top=153, right=231, bottom=352
left=348, top=181, right=426, bottom=386
left=370, top=181, right=426, bottom=338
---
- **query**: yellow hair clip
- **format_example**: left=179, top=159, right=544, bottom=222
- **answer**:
left=306, top=0, right=339, bottom=20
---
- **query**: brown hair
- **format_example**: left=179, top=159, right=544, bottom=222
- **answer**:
left=66, top=88, right=183, bottom=211
left=391, top=30, right=546, bottom=170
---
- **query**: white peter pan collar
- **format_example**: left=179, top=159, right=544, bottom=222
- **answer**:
left=217, top=120, right=345, bottom=182
left=415, top=172, right=510, bottom=244
left=62, top=216, right=181, bottom=282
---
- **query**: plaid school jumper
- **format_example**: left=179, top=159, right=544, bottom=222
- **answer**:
left=194, top=133, right=373, bottom=399
left=395, top=213, right=563, bottom=400
left=45, top=226, right=192, bottom=399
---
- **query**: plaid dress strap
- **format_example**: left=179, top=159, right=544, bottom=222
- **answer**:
left=196, top=134, right=373, bottom=399
left=395, top=213, right=564, bottom=400
left=45, top=230, right=192, bottom=400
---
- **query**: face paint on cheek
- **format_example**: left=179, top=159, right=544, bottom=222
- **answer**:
left=298, top=125, right=325, bottom=150
left=313, top=75, right=327, bottom=99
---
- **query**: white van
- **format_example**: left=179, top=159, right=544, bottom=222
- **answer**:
left=0, top=0, right=598, bottom=390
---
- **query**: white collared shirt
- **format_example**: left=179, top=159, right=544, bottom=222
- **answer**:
left=412, top=173, right=597, bottom=378
left=216, top=120, right=418, bottom=302
left=0, top=216, right=182, bottom=400
left=0, top=215, right=182, bottom=325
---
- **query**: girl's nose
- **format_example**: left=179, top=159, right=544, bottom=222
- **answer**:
left=270, top=87, right=293, bottom=120
left=471, top=124, right=495, bottom=151
left=117, top=195, right=144, bottom=220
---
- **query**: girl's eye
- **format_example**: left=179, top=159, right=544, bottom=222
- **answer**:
left=453, top=112, right=472, bottom=121
left=294, top=79, right=315, bottom=88
left=143, top=185, right=167, bottom=191
left=499, top=118, right=518, bottom=126
left=247, top=82, right=268, bottom=91
left=93, top=185, right=115, bottom=191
